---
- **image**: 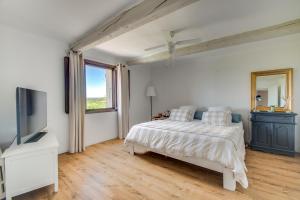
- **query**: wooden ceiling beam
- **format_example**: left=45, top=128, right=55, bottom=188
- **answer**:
left=127, top=18, right=300, bottom=66
left=71, top=0, right=199, bottom=51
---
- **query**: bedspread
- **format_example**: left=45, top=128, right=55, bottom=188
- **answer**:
left=125, top=119, right=248, bottom=188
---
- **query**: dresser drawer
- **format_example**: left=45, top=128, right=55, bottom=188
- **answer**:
left=253, top=115, right=294, bottom=123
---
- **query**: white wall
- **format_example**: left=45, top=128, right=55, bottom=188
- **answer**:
left=0, top=25, right=138, bottom=152
left=128, top=65, right=152, bottom=127
left=149, top=34, right=300, bottom=151
left=0, top=25, right=69, bottom=153
left=2, top=24, right=298, bottom=154
left=83, top=49, right=121, bottom=146
left=0, top=24, right=149, bottom=152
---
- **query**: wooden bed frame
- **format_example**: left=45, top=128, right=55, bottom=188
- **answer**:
left=126, top=142, right=236, bottom=191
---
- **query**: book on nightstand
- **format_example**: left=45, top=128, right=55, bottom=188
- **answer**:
left=152, top=111, right=170, bottom=120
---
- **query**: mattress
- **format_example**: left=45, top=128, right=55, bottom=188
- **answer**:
left=124, top=119, right=248, bottom=188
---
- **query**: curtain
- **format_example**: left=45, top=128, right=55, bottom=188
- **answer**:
left=68, top=51, right=85, bottom=153
left=117, top=64, right=130, bottom=139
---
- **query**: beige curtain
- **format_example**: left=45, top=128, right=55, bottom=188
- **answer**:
left=117, top=64, right=130, bottom=139
left=69, top=51, right=85, bottom=153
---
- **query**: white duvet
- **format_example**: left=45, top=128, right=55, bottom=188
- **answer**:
left=124, top=119, right=248, bottom=188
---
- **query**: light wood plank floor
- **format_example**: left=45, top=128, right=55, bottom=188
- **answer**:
left=15, top=139, right=300, bottom=200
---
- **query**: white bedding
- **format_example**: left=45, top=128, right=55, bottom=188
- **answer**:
left=124, top=119, right=248, bottom=188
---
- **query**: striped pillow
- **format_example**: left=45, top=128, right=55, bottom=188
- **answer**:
left=169, top=109, right=192, bottom=122
left=202, top=111, right=232, bottom=126
left=180, top=105, right=197, bottom=121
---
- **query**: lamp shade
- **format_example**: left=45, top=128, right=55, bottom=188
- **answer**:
left=146, top=86, right=156, bottom=97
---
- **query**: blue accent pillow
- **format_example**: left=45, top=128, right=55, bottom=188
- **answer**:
left=231, top=113, right=242, bottom=123
left=194, top=111, right=203, bottom=120
left=194, top=111, right=242, bottom=123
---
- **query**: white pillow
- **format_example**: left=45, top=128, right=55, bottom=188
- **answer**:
left=169, top=109, right=192, bottom=122
left=208, top=106, right=231, bottom=112
left=202, top=111, right=232, bottom=126
left=180, top=105, right=197, bottom=121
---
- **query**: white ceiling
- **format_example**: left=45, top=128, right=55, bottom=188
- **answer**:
left=94, top=0, right=300, bottom=59
left=1, top=0, right=299, bottom=57
left=0, top=0, right=141, bottom=42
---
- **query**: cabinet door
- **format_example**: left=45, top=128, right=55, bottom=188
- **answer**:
left=272, top=124, right=294, bottom=150
left=252, top=122, right=272, bottom=147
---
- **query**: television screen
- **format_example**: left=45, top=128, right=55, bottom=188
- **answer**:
left=16, top=87, right=47, bottom=144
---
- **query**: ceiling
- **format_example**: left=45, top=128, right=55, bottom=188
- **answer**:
left=1, top=0, right=299, bottom=58
left=0, top=0, right=141, bottom=42
left=94, top=0, right=300, bottom=60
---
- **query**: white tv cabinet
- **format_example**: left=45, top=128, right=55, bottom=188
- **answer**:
left=1, top=133, right=59, bottom=200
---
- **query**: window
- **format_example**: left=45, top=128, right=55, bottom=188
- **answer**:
left=85, top=59, right=117, bottom=113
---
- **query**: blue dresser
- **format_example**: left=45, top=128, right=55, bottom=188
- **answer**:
left=251, top=112, right=297, bottom=156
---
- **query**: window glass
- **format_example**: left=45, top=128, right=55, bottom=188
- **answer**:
left=85, top=64, right=114, bottom=111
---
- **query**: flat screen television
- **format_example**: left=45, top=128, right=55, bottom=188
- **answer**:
left=16, top=87, right=47, bottom=145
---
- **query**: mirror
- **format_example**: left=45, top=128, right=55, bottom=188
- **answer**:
left=256, top=74, right=287, bottom=107
left=251, top=68, right=293, bottom=112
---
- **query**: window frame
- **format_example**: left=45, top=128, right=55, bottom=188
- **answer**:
left=84, top=59, right=117, bottom=114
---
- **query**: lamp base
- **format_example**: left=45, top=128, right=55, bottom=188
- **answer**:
left=150, top=96, right=153, bottom=121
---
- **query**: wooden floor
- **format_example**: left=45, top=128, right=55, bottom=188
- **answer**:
left=15, top=139, right=300, bottom=200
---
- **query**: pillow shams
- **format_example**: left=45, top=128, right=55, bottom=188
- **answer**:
left=202, top=111, right=232, bottom=126
left=180, top=105, right=197, bottom=121
left=169, top=109, right=192, bottom=122
left=194, top=111, right=242, bottom=123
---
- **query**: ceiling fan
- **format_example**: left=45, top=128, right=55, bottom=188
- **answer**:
left=144, top=30, right=202, bottom=65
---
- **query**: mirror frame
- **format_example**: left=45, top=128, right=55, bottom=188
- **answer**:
left=251, top=68, right=293, bottom=112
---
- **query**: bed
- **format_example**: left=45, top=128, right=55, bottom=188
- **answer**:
left=124, top=119, right=248, bottom=191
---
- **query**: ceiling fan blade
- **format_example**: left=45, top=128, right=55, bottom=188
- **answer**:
left=171, top=28, right=188, bottom=35
left=175, top=38, right=202, bottom=46
left=144, top=44, right=166, bottom=51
